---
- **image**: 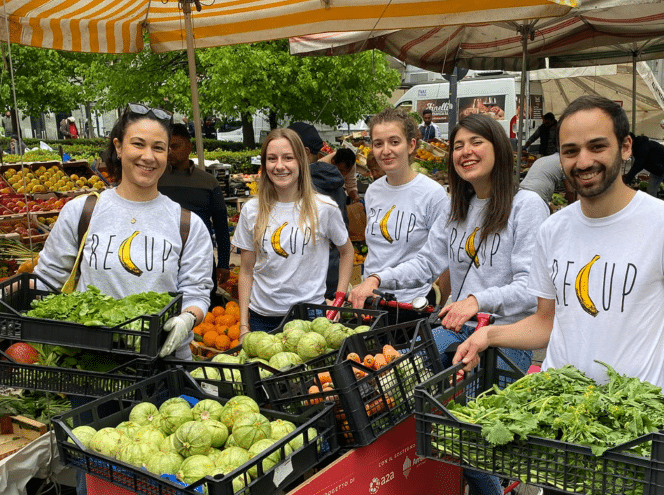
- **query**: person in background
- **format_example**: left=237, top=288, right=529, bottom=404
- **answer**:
left=232, top=128, right=353, bottom=339
left=622, top=132, right=664, bottom=197
left=520, top=152, right=576, bottom=207
left=288, top=122, right=350, bottom=300
left=525, top=112, right=557, bottom=156
left=331, top=147, right=361, bottom=203
left=5, top=135, right=27, bottom=155
left=349, top=107, right=449, bottom=323
left=418, top=108, right=441, bottom=142
left=158, top=123, right=231, bottom=305
left=203, top=116, right=217, bottom=139
left=59, top=117, right=73, bottom=139
left=67, top=116, right=79, bottom=139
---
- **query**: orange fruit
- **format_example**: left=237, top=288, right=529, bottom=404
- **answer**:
left=199, top=322, right=216, bottom=334
left=216, top=325, right=229, bottom=336
left=225, top=306, right=240, bottom=320
left=230, top=339, right=240, bottom=349
left=203, top=330, right=218, bottom=347
left=218, top=314, right=236, bottom=327
left=193, top=324, right=205, bottom=336
left=214, top=334, right=231, bottom=351
left=204, top=312, right=216, bottom=324
left=227, top=324, right=240, bottom=340
left=211, top=306, right=225, bottom=317
left=225, top=301, right=239, bottom=310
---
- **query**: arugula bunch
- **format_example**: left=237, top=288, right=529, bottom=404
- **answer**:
left=447, top=361, right=664, bottom=457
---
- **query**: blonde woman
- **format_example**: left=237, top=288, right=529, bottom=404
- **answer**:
left=232, top=128, right=353, bottom=339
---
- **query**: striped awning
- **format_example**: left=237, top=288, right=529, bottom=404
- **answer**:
left=0, top=0, right=575, bottom=54
left=289, top=0, right=664, bottom=73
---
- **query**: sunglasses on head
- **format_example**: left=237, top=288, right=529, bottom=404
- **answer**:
left=126, top=103, right=173, bottom=124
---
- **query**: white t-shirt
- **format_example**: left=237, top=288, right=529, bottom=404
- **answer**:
left=529, top=192, right=664, bottom=387
left=232, top=195, right=349, bottom=316
left=379, top=189, right=549, bottom=325
left=363, top=173, right=448, bottom=304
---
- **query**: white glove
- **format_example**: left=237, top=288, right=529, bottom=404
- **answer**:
left=160, top=312, right=196, bottom=358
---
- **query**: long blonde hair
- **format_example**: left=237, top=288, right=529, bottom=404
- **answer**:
left=253, top=128, right=320, bottom=253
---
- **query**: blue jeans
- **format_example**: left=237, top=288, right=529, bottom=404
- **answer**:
left=432, top=324, right=532, bottom=495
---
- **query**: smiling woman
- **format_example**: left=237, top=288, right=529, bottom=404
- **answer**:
left=33, top=104, right=214, bottom=361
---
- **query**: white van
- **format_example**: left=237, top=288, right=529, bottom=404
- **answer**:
left=394, top=75, right=544, bottom=143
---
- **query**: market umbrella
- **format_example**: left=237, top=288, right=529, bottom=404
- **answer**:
left=0, top=0, right=575, bottom=166
left=531, top=62, right=664, bottom=136
left=290, top=0, right=664, bottom=170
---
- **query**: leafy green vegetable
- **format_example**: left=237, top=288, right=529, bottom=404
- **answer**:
left=0, top=391, right=72, bottom=426
left=26, top=285, right=172, bottom=327
left=446, top=361, right=664, bottom=457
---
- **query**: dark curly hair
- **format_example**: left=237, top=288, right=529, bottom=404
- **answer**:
left=102, top=107, right=173, bottom=182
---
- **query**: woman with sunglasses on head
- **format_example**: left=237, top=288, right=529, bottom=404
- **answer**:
left=232, top=128, right=353, bottom=339
left=351, top=113, right=549, bottom=494
left=348, top=107, right=449, bottom=323
left=34, top=103, right=214, bottom=360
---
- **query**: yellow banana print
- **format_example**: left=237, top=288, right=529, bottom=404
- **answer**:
left=271, top=222, right=289, bottom=258
left=464, top=227, right=480, bottom=268
left=575, top=254, right=600, bottom=317
left=118, top=231, right=143, bottom=276
left=379, top=205, right=396, bottom=244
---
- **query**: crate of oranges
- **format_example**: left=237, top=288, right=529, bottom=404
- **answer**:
left=160, top=300, right=286, bottom=404
left=190, top=301, right=242, bottom=357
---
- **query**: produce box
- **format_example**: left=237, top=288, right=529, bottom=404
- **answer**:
left=52, top=369, right=338, bottom=495
left=0, top=415, right=48, bottom=460
left=0, top=350, right=158, bottom=397
left=263, top=319, right=443, bottom=448
left=0, top=216, right=49, bottom=243
left=0, top=162, right=64, bottom=194
left=287, top=415, right=462, bottom=495
left=0, top=273, right=182, bottom=358
left=177, top=304, right=386, bottom=405
left=414, top=348, right=664, bottom=495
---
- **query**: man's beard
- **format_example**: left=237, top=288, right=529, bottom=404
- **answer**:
left=565, top=150, right=623, bottom=198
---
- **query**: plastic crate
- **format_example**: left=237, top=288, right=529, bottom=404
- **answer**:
left=414, top=348, right=664, bottom=495
left=52, top=369, right=338, bottom=495
left=182, top=303, right=387, bottom=403
left=0, top=350, right=158, bottom=397
left=263, top=318, right=444, bottom=448
left=0, top=273, right=182, bottom=358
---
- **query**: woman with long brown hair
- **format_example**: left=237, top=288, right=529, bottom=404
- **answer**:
left=232, top=128, right=353, bottom=338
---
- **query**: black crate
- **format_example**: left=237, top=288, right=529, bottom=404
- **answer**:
left=53, top=369, right=338, bottom=495
left=414, top=348, right=664, bottom=495
left=0, top=273, right=182, bottom=358
left=0, top=350, right=158, bottom=397
left=181, top=303, right=387, bottom=403
left=263, top=318, right=443, bottom=448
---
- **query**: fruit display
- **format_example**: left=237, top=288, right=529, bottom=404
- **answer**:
left=0, top=217, right=47, bottom=241
left=353, top=242, right=367, bottom=265
left=64, top=390, right=322, bottom=491
left=2, top=164, right=105, bottom=194
left=0, top=195, right=67, bottom=215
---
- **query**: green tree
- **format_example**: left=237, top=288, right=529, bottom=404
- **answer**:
left=198, top=40, right=400, bottom=147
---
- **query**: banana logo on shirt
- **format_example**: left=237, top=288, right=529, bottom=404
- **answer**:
left=271, top=222, right=289, bottom=258
left=118, top=231, right=143, bottom=276
left=464, top=227, right=481, bottom=268
left=574, top=254, right=600, bottom=316
left=379, top=205, right=396, bottom=243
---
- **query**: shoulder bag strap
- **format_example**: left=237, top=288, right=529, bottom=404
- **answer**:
left=63, top=192, right=99, bottom=293
left=179, top=208, right=191, bottom=265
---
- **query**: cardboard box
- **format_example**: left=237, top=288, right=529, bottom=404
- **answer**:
left=287, top=415, right=462, bottom=495
left=0, top=415, right=48, bottom=460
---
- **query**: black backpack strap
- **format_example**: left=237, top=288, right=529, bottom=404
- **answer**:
left=78, top=193, right=99, bottom=245
left=179, top=208, right=191, bottom=263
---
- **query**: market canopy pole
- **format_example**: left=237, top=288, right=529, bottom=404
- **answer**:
left=515, top=22, right=536, bottom=183
left=181, top=0, right=205, bottom=170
